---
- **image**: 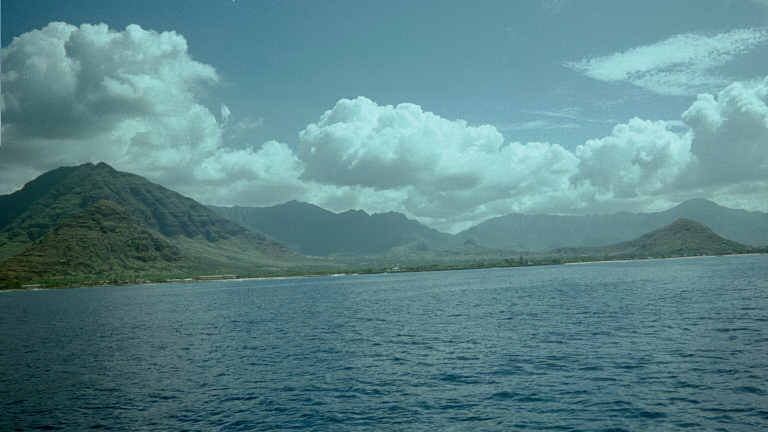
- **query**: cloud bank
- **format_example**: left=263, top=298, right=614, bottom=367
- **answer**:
left=0, top=22, right=299, bottom=206
left=566, top=29, right=768, bottom=95
left=2, top=22, right=767, bottom=232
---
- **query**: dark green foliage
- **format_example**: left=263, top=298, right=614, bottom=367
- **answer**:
left=0, top=165, right=81, bottom=231
left=0, top=200, right=188, bottom=279
left=0, top=162, right=252, bottom=260
left=0, top=163, right=309, bottom=283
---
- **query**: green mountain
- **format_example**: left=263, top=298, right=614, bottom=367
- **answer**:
left=0, top=163, right=305, bottom=282
left=209, top=201, right=461, bottom=256
left=553, top=218, right=755, bottom=260
left=0, top=200, right=187, bottom=279
left=460, top=199, right=768, bottom=251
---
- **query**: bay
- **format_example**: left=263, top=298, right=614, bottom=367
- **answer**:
left=1, top=254, right=767, bottom=431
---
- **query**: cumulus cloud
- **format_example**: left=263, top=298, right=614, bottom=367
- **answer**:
left=566, top=29, right=768, bottom=95
left=2, top=22, right=767, bottom=234
left=2, top=23, right=217, bottom=179
left=299, top=97, right=506, bottom=189
left=192, top=140, right=307, bottom=205
left=573, top=119, right=693, bottom=199
left=296, top=96, right=583, bottom=229
left=683, top=76, right=768, bottom=185
left=290, top=84, right=767, bottom=229
left=0, top=22, right=301, bottom=206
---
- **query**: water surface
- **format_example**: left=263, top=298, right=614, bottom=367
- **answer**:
left=2, top=255, right=767, bottom=431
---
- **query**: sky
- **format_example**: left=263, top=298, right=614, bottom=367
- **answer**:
left=2, top=0, right=768, bottom=233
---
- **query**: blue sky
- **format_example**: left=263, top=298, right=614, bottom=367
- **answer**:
left=2, top=0, right=768, bottom=231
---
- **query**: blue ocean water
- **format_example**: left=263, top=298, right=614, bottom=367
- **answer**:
left=1, top=254, right=767, bottom=431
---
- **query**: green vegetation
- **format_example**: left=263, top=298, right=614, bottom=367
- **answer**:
left=551, top=218, right=757, bottom=260
left=0, top=164, right=764, bottom=291
left=0, top=200, right=189, bottom=281
left=0, top=162, right=253, bottom=261
left=0, top=163, right=329, bottom=288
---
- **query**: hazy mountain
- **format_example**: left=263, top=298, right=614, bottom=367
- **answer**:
left=0, top=163, right=301, bottom=277
left=553, top=218, right=755, bottom=259
left=209, top=201, right=461, bottom=256
left=460, top=199, right=768, bottom=251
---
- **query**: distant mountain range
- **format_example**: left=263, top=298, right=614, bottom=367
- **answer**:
left=1, top=163, right=765, bottom=286
left=211, top=198, right=768, bottom=255
left=0, top=163, right=304, bottom=282
left=209, top=201, right=462, bottom=256
left=459, top=199, right=768, bottom=251
left=553, top=218, right=755, bottom=260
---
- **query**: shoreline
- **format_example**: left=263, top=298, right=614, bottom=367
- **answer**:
left=2, top=252, right=765, bottom=292
left=563, top=252, right=765, bottom=266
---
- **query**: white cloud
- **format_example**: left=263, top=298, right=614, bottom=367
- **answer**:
left=0, top=22, right=304, bottom=207
left=191, top=140, right=308, bottom=205
left=2, top=22, right=767, bottom=234
left=296, top=96, right=583, bottom=230
left=682, top=76, right=768, bottom=185
left=572, top=118, right=693, bottom=199
left=1, top=23, right=219, bottom=179
left=565, top=29, right=768, bottom=95
left=497, top=120, right=580, bottom=132
left=220, top=104, right=232, bottom=126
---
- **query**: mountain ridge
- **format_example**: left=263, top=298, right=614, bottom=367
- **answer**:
left=553, top=218, right=755, bottom=259
left=0, top=162, right=256, bottom=261
left=459, top=199, right=768, bottom=250
left=211, top=198, right=768, bottom=255
left=0, top=163, right=305, bottom=280
left=209, top=202, right=462, bottom=256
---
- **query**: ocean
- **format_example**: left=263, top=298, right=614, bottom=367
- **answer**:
left=2, top=254, right=767, bottom=431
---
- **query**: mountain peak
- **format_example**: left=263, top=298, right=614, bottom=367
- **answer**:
left=1, top=165, right=304, bottom=279
left=617, top=218, right=750, bottom=256
left=655, top=218, right=713, bottom=235
left=210, top=201, right=460, bottom=256
left=0, top=163, right=253, bottom=259
left=673, top=198, right=721, bottom=211
left=555, top=218, right=753, bottom=259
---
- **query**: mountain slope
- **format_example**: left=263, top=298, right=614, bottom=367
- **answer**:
left=0, top=163, right=301, bottom=274
left=554, top=218, right=755, bottom=259
left=460, top=199, right=768, bottom=251
left=210, top=201, right=461, bottom=256
left=0, top=200, right=188, bottom=279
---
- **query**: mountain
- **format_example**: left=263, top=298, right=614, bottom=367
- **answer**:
left=553, top=218, right=755, bottom=259
left=0, top=163, right=302, bottom=281
left=0, top=200, right=187, bottom=279
left=460, top=199, right=768, bottom=251
left=209, top=201, right=461, bottom=256
left=211, top=198, right=768, bottom=256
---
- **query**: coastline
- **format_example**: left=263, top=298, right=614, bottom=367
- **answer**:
left=2, top=251, right=765, bottom=292
left=563, top=252, right=765, bottom=266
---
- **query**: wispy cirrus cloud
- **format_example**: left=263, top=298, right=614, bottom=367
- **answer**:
left=496, top=119, right=580, bottom=133
left=523, top=109, right=618, bottom=125
left=565, top=28, right=768, bottom=96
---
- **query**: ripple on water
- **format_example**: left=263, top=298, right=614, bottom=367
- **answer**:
left=1, top=255, right=767, bottom=431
